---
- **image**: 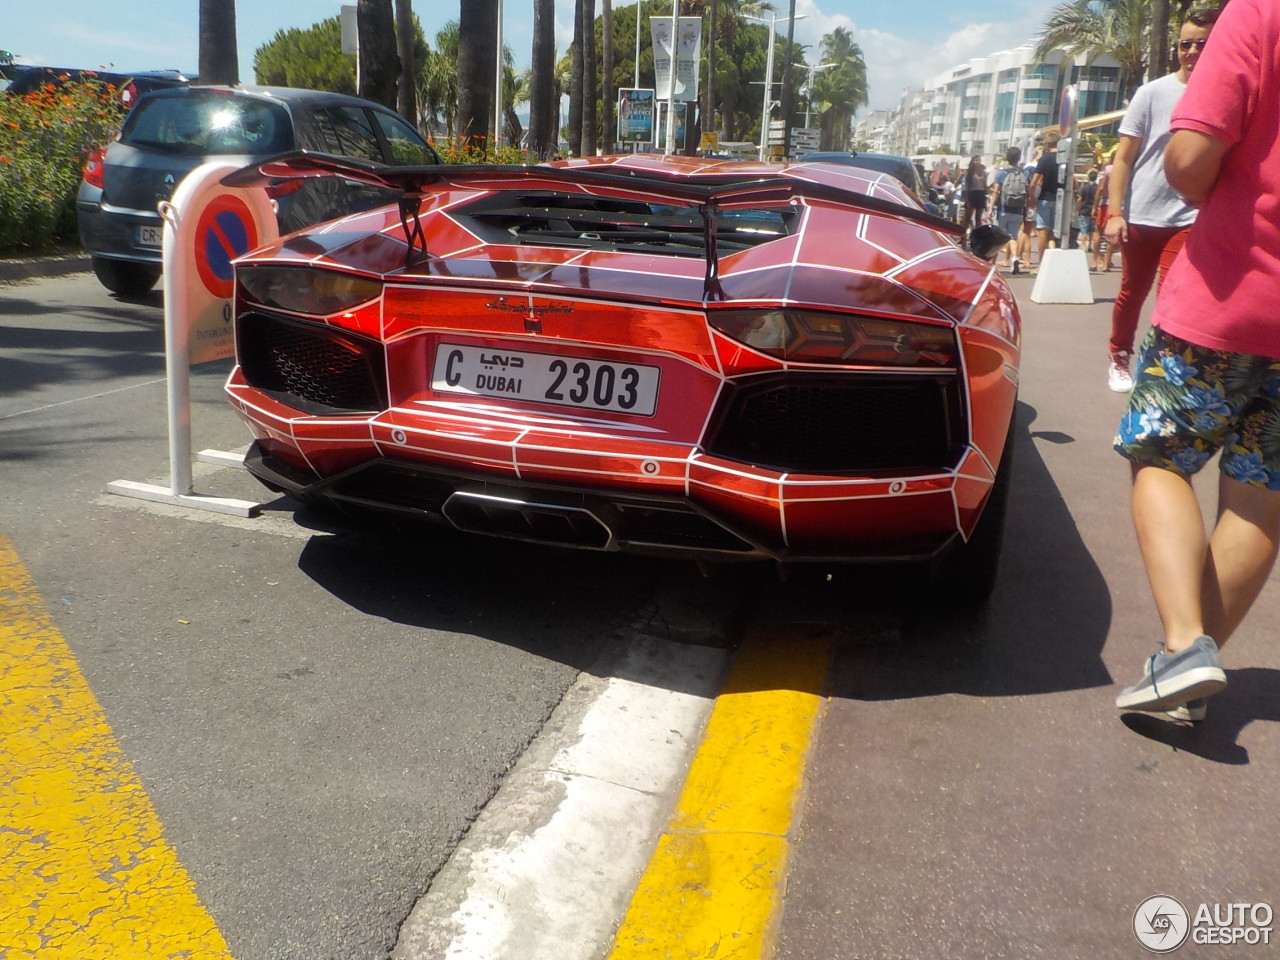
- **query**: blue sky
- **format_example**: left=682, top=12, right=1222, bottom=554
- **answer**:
left=5, top=0, right=1057, bottom=112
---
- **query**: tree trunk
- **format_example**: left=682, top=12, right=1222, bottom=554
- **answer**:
left=779, top=0, right=797, bottom=159
left=582, top=0, right=598, bottom=155
left=395, top=0, right=416, bottom=122
left=198, top=0, right=239, bottom=85
left=357, top=0, right=399, bottom=109
left=530, top=0, right=557, bottom=158
left=1149, top=0, right=1171, bottom=81
left=457, top=0, right=498, bottom=147
left=704, top=0, right=716, bottom=147
left=569, top=0, right=584, bottom=155
left=601, top=0, right=614, bottom=152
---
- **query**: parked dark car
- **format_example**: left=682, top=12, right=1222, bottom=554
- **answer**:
left=798, top=151, right=942, bottom=212
left=4, top=66, right=190, bottom=109
left=76, top=85, right=440, bottom=295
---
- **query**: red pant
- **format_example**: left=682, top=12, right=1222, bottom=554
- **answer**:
left=1109, top=223, right=1190, bottom=356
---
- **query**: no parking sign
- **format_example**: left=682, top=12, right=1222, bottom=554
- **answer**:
left=161, top=162, right=277, bottom=365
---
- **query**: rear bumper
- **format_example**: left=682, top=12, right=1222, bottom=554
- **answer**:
left=76, top=191, right=163, bottom=265
left=239, top=435, right=972, bottom=566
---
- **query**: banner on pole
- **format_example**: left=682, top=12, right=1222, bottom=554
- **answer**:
left=650, top=17, right=702, bottom=102
left=618, top=88, right=655, bottom=143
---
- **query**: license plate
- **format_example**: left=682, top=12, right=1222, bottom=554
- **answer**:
left=432, top=344, right=660, bottom=416
left=135, top=224, right=163, bottom=248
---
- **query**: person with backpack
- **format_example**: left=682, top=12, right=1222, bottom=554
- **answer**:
left=1078, top=168, right=1100, bottom=262
left=991, top=147, right=1027, bottom=272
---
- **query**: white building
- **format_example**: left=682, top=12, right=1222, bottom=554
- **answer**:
left=887, top=45, right=1124, bottom=162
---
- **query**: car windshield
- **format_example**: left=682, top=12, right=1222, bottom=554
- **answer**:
left=121, top=93, right=292, bottom=156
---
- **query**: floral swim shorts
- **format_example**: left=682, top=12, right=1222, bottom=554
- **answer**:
left=1114, top=326, right=1280, bottom=489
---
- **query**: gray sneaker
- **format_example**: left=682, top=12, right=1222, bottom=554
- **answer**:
left=1167, top=699, right=1208, bottom=722
left=1115, top=635, right=1227, bottom=712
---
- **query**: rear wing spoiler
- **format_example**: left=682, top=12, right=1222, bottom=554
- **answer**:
left=223, top=152, right=964, bottom=299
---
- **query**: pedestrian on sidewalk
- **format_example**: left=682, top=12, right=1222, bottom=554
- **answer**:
left=1029, top=133, right=1061, bottom=265
left=990, top=147, right=1026, bottom=271
left=1103, top=9, right=1219, bottom=392
left=1113, top=0, right=1280, bottom=723
left=1015, top=146, right=1042, bottom=271
left=960, top=155, right=988, bottom=238
left=1078, top=169, right=1100, bottom=263
left=1092, top=162, right=1117, bottom=272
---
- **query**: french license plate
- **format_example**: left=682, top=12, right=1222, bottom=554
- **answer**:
left=135, top=224, right=163, bottom=248
left=432, top=344, right=660, bottom=416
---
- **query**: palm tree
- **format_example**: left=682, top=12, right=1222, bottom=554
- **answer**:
left=458, top=0, right=499, bottom=147
left=420, top=21, right=460, bottom=138
left=199, top=0, right=239, bottom=84
left=529, top=0, right=557, bottom=158
left=357, top=0, right=399, bottom=108
left=503, top=53, right=526, bottom=148
left=582, top=0, right=598, bottom=154
left=602, top=0, right=615, bottom=152
left=396, top=0, right=416, bottom=122
left=810, top=27, right=868, bottom=151
left=569, top=0, right=584, bottom=154
left=1034, top=0, right=1149, bottom=101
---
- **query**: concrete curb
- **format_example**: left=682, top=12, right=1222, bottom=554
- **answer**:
left=0, top=251, right=92, bottom=283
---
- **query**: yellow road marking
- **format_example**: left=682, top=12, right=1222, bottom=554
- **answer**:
left=608, top=623, right=832, bottom=960
left=0, top=535, right=233, bottom=960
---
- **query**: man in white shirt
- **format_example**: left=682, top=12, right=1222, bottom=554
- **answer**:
left=1102, top=9, right=1218, bottom=392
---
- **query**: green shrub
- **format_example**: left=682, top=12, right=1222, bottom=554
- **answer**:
left=430, top=136, right=548, bottom=165
left=0, top=79, right=124, bottom=253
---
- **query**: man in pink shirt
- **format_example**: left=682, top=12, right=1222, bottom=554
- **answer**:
left=1113, top=0, right=1280, bottom=721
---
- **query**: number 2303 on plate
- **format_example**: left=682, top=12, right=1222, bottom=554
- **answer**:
left=431, top=344, right=660, bottom=416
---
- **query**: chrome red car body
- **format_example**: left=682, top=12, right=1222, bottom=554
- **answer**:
left=225, top=154, right=1020, bottom=592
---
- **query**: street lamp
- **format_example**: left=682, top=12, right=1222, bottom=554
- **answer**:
left=795, top=61, right=836, bottom=129
left=746, top=12, right=804, bottom=161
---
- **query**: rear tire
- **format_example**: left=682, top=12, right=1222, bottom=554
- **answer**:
left=930, top=419, right=1016, bottom=606
left=92, top=257, right=160, bottom=296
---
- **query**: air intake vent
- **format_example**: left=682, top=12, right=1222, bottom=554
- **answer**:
left=708, top=374, right=962, bottom=474
left=237, top=312, right=386, bottom=414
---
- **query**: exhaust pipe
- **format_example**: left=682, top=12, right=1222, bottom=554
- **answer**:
left=441, top=492, right=613, bottom=550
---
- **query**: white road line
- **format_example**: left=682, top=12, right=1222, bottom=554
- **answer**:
left=392, top=634, right=728, bottom=960
left=0, top=377, right=167, bottom=421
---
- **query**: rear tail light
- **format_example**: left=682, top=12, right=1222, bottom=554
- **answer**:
left=238, top=266, right=382, bottom=316
left=709, top=309, right=958, bottom=367
left=83, top=146, right=107, bottom=188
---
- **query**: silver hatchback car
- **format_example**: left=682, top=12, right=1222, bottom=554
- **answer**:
left=77, top=85, right=439, bottom=294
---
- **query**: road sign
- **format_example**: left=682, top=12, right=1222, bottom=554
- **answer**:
left=193, top=194, right=259, bottom=302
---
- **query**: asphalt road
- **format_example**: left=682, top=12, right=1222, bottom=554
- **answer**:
left=5, top=268, right=1278, bottom=960
left=0, top=272, right=731, bottom=959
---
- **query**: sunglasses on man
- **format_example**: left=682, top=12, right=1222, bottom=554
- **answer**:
left=1178, top=39, right=1208, bottom=51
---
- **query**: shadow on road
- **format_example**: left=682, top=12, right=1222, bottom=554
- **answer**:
left=1120, top=666, right=1280, bottom=765
left=744, top=399, right=1115, bottom=701
left=294, top=398, right=1114, bottom=705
